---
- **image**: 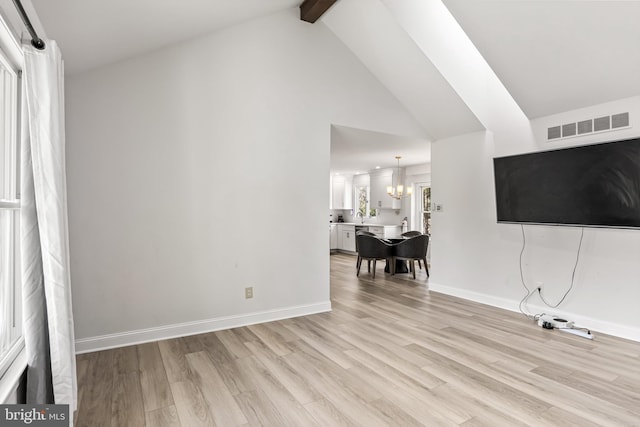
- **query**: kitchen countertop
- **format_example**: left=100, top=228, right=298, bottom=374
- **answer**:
left=330, top=222, right=402, bottom=227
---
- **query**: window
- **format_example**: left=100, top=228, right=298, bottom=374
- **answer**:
left=356, top=186, right=368, bottom=216
left=415, top=184, right=431, bottom=235
left=0, top=42, right=22, bottom=380
left=355, top=185, right=372, bottom=218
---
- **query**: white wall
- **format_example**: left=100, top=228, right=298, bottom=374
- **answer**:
left=65, top=8, right=426, bottom=351
left=431, top=96, right=640, bottom=341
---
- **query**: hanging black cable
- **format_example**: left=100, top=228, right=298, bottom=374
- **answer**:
left=11, top=0, right=45, bottom=50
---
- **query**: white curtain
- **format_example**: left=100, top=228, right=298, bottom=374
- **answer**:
left=21, top=39, right=77, bottom=411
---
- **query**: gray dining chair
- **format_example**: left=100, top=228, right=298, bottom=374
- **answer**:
left=393, top=234, right=429, bottom=279
left=401, top=231, right=424, bottom=269
left=355, top=234, right=394, bottom=279
left=355, top=230, right=377, bottom=267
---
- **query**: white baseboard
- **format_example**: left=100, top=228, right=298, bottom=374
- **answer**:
left=428, top=282, right=640, bottom=342
left=75, top=301, right=332, bottom=354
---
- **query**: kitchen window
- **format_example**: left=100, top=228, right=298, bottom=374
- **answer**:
left=355, top=185, right=370, bottom=218
left=0, top=40, right=22, bottom=382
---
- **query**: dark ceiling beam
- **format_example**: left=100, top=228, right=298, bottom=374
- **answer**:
left=300, top=0, right=338, bottom=23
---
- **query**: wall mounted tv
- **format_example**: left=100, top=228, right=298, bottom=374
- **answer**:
left=493, top=137, right=640, bottom=229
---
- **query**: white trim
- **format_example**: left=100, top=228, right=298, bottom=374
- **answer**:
left=0, top=343, right=25, bottom=404
left=0, top=337, right=23, bottom=382
left=0, top=12, right=23, bottom=405
left=0, top=200, right=20, bottom=209
left=75, top=301, right=332, bottom=354
left=0, top=11, right=23, bottom=70
left=428, top=282, right=640, bottom=342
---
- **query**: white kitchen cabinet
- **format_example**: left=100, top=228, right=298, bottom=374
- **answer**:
left=367, top=225, right=401, bottom=238
left=383, top=225, right=402, bottom=239
left=337, top=224, right=355, bottom=252
left=330, top=224, right=338, bottom=250
left=369, top=226, right=384, bottom=237
left=330, top=175, right=353, bottom=210
left=369, top=169, right=400, bottom=210
left=342, top=229, right=356, bottom=252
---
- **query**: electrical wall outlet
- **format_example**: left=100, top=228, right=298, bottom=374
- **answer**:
left=245, top=287, right=254, bottom=299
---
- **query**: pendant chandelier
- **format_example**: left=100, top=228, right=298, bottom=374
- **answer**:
left=387, top=156, right=412, bottom=199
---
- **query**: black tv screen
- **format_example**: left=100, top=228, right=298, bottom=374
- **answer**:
left=493, top=137, right=640, bottom=228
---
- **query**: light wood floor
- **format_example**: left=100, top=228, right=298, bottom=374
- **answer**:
left=75, top=253, right=640, bottom=426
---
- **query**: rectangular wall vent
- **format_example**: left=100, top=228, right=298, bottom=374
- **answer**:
left=562, top=123, right=576, bottom=137
left=547, top=126, right=561, bottom=140
left=577, top=119, right=592, bottom=135
left=547, top=112, right=630, bottom=141
left=594, top=116, right=610, bottom=132
left=612, top=112, right=629, bottom=128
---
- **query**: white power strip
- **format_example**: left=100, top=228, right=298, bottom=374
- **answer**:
left=537, top=314, right=594, bottom=340
left=559, top=328, right=594, bottom=340
left=537, top=314, right=574, bottom=329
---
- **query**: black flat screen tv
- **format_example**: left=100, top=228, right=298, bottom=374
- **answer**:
left=493, top=137, right=640, bottom=229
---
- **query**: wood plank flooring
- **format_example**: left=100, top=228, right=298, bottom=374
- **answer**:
left=75, top=253, right=640, bottom=426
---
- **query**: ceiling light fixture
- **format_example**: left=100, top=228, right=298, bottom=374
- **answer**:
left=387, top=156, right=412, bottom=199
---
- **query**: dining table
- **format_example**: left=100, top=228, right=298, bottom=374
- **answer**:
left=382, top=238, right=410, bottom=274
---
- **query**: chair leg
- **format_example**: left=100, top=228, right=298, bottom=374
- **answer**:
left=391, top=257, right=395, bottom=275
left=418, top=259, right=422, bottom=270
left=367, top=260, right=371, bottom=273
left=356, top=258, right=361, bottom=276
left=372, top=260, right=377, bottom=279
left=424, top=257, right=429, bottom=277
left=411, top=260, right=416, bottom=279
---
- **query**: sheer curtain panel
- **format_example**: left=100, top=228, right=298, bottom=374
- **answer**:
left=21, top=39, right=77, bottom=411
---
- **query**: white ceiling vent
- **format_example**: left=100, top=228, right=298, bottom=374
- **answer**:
left=547, top=112, right=630, bottom=141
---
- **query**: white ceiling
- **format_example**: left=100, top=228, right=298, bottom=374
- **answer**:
left=330, top=125, right=430, bottom=175
left=443, top=0, right=640, bottom=119
left=21, top=0, right=640, bottom=172
left=29, top=0, right=300, bottom=75
left=322, top=0, right=483, bottom=141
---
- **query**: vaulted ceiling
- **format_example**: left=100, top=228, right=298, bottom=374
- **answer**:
left=443, top=0, right=640, bottom=119
left=27, top=0, right=301, bottom=75
left=330, top=125, right=431, bottom=175
left=21, top=0, right=640, bottom=173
